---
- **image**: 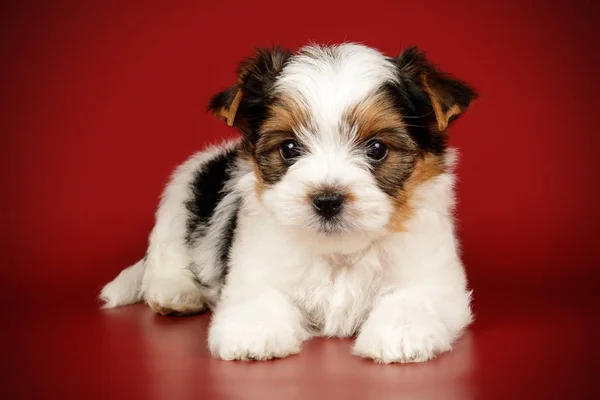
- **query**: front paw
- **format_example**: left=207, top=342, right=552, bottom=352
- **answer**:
left=352, top=316, right=452, bottom=363
left=208, top=314, right=304, bottom=361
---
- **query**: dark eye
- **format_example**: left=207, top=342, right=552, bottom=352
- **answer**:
left=280, top=140, right=302, bottom=162
left=365, top=140, right=388, bottom=162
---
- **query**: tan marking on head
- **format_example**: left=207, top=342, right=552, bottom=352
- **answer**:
left=252, top=160, right=266, bottom=199
left=345, top=91, right=420, bottom=206
left=388, top=154, right=446, bottom=232
left=253, top=129, right=293, bottom=185
left=261, top=97, right=311, bottom=135
left=344, top=93, right=405, bottom=141
left=245, top=97, right=312, bottom=187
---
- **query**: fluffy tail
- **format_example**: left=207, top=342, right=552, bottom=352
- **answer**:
left=99, top=259, right=146, bottom=308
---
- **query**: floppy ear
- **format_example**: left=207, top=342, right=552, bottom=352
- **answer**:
left=396, top=46, right=477, bottom=131
left=207, top=47, right=292, bottom=139
left=208, top=85, right=243, bottom=127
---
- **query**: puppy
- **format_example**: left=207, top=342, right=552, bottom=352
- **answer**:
left=100, top=42, right=477, bottom=363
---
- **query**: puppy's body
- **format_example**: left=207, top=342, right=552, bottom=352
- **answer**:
left=101, top=43, right=476, bottom=363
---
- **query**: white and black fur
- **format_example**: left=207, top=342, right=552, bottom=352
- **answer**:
left=101, top=42, right=477, bottom=363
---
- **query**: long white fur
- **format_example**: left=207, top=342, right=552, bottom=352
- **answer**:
left=100, top=43, right=472, bottom=363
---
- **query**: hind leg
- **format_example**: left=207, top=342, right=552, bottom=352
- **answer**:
left=100, top=260, right=145, bottom=308
left=143, top=263, right=208, bottom=316
left=139, top=146, right=236, bottom=316
left=141, top=200, right=209, bottom=316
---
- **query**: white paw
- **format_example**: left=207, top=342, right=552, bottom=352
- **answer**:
left=144, top=272, right=207, bottom=316
left=353, top=316, right=452, bottom=363
left=100, top=279, right=140, bottom=308
left=100, top=261, right=145, bottom=308
left=208, top=313, right=304, bottom=361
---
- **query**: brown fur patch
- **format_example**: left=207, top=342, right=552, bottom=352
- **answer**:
left=387, top=154, right=446, bottom=232
left=253, top=160, right=267, bottom=199
left=421, top=74, right=465, bottom=131
left=345, top=93, right=405, bottom=142
left=261, top=97, right=312, bottom=134
left=253, top=129, right=295, bottom=185
left=344, top=92, right=419, bottom=198
left=225, top=87, right=243, bottom=126
left=211, top=86, right=241, bottom=125
left=250, top=97, right=312, bottom=186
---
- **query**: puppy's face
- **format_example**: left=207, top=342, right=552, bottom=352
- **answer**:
left=210, top=43, right=476, bottom=237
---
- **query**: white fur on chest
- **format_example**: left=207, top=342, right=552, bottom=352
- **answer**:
left=290, top=246, right=385, bottom=338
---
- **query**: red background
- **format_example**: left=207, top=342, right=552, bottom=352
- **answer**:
left=2, top=1, right=599, bottom=399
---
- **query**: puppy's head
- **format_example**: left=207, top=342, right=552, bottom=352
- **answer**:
left=209, top=43, right=477, bottom=237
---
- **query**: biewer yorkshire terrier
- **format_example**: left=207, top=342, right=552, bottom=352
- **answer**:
left=100, top=42, right=477, bottom=363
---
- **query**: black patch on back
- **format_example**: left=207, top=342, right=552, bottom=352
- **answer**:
left=185, top=148, right=238, bottom=245
left=218, top=198, right=241, bottom=281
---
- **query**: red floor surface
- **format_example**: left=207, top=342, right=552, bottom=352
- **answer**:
left=6, top=290, right=599, bottom=399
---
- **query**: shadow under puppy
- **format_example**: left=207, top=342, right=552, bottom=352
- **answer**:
left=101, top=42, right=478, bottom=363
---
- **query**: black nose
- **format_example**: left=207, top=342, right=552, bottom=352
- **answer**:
left=312, top=192, right=344, bottom=219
